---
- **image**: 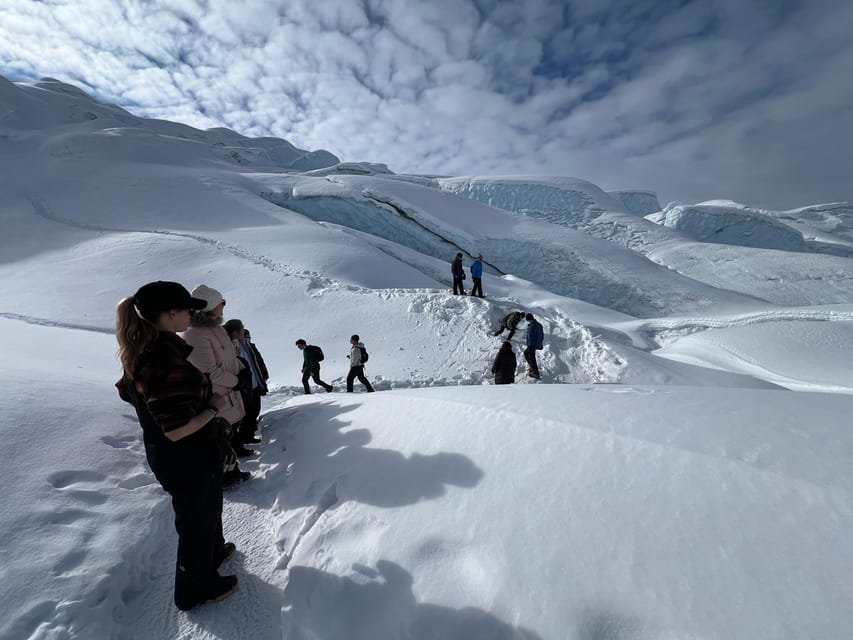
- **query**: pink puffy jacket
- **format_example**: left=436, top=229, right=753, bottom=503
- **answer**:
left=182, top=324, right=246, bottom=425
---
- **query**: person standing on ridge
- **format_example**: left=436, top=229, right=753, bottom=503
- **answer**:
left=346, top=334, right=375, bottom=393
left=491, top=340, right=517, bottom=384
left=451, top=252, right=466, bottom=295
left=470, top=254, right=484, bottom=298
left=296, top=339, right=333, bottom=393
left=115, top=281, right=238, bottom=611
left=524, top=313, right=544, bottom=379
left=493, top=311, right=526, bottom=340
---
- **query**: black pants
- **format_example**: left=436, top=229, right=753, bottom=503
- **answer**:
left=453, top=275, right=466, bottom=295
left=150, top=425, right=224, bottom=609
left=523, top=346, right=540, bottom=376
left=170, top=467, right=224, bottom=608
left=471, top=277, right=483, bottom=297
left=303, top=369, right=332, bottom=394
left=240, top=389, right=262, bottom=438
left=346, top=365, right=375, bottom=392
left=494, top=326, right=516, bottom=341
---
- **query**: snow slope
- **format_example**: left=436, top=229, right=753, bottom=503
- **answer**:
left=1, top=75, right=853, bottom=640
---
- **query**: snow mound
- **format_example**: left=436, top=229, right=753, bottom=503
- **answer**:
left=656, top=202, right=806, bottom=251
left=607, top=190, right=662, bottom=215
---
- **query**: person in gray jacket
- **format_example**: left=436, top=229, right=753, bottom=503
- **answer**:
left=346, top=334, right=375, bottom=393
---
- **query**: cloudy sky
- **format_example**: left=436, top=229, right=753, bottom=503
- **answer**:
left=2, top=0, right=852, bottom=208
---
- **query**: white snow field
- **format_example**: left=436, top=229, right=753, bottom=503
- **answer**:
left=1, top=77, right=852, bottom=640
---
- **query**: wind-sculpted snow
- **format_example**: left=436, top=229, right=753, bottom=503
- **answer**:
left=438, top=175, right=689, bottom=253
left=607, top=190, right=662, bottom=215
left=654, top=202, right=806, bottom=251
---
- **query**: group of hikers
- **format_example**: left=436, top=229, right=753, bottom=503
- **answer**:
left=113, top=264, right=547, bottom=612
left=114, top=281, right=379, bottom=611
left=451, top=252, right=484, bottom=297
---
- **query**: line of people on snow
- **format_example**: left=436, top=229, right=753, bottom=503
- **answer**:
left=114, top=268, right=543, bottom=613
left=115, top=281, right=379, bottom=611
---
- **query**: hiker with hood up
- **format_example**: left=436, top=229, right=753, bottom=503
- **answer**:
left=346, top=334, right=375, bottom=393
left=491, top=340, right=517, bottom=384
left=296, top=339, right=333, bottom=393
left=493, top=311, right=526, bottom=341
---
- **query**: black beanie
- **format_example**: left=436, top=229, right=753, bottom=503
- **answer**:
left=351, top=334, right=360, bottom=342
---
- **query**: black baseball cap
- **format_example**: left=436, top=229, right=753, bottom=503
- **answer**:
left=134, top=281, right=207, bottom=314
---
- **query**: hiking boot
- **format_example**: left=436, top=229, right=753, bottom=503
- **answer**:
left=528, top=372, right=541, bottom=379
left=222, top=469, right=251, bottom=489
left=176, top=574, right=239, bottom=611
left=234, top=446, right=255, bottom=457
left=216, top=542, right=236, bottom=569
left=324, top=385, right=334, bottom=392
left=245, top=435, right=261, bottom=444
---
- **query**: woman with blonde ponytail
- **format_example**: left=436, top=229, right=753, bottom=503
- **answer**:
left=115, top=281, right=239, bottom=611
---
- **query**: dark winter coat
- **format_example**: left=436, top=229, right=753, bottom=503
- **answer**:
left=116, top=332, right=221, bottom=486
left=302, top=345, right=323, bottom=373
left=116, top=331, right=211, bottom=433
left=526, top=319, right=544, bottom=350
left=492, top=349, right=517, bottom=384
left=451, top=256, right=465, bottom=278
left=501, top=312, right=525, bottom=331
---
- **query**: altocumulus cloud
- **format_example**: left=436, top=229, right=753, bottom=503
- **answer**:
left=1, top=0, right=852, bottom=208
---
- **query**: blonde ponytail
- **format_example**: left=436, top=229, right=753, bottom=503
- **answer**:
left=115, top=296, right=159, bottom=376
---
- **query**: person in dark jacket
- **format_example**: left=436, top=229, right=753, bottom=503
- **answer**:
left=493, top=311, right=526, bottom=340
left=296, top=339, right=333, bottom=393
left=524, top=313, right=544, bottom=379
left=115, top=281, right=238, bottom=611
left=491, top=341, right=517, bottom=384
left=451, top=252, right=466, bottom=295
left=470, top=254, right=484, bottom=298
left=224, top=320, right=269, bottom=444
left=346, top=334, right=375, bottom=392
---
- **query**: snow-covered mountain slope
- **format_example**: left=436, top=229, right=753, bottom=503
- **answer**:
left=254, top=173, right=767, bottom=316
left=2, top=74, right=853, bottom=640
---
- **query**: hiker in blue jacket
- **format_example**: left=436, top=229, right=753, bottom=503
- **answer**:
left=524, top=313, right=544, bottom=379
left=470, top=254, right=484, bottom=298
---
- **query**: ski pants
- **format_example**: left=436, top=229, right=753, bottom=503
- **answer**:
left=523, top=346, right=540, bottom=376
left=346, top=365, right=375, bottom=392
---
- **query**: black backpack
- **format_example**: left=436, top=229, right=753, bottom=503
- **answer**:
left=308, top=345, right=324, bottom=361
left=359, top=346, right=369, bottom=363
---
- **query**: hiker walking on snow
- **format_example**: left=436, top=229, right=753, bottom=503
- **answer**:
left=451, top=252, right=466, bottom=295
left=470, top=254, right=484, bottom=298
left=494, top=311, right=526, bottom=340
left=346, top=334, right=375, bottom=393
left=524, top=313, right=544, bottom=380
left=491, top=340, right=517, bottom=384
left=296, top=339, right=333, bottom=394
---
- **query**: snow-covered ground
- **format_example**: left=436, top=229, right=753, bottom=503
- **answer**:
left=1, top=77, right=852, bottom=640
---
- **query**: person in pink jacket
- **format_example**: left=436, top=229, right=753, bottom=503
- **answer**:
left=182, top=285, right=252, bottom=488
